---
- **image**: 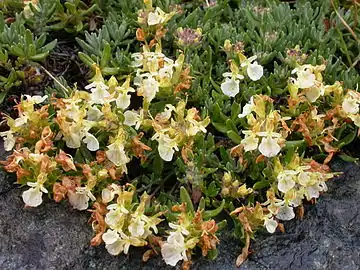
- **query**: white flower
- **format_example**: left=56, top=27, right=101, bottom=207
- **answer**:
left=161, top=231, right=188, bottom=266
left=342, top=98, right=359, bottom=114
left=24, top=94, right=48, bottom=104
left=22, top=181, right=48, bottom=207
left=168, top=222, right=190, bottom=236
left=342, top=92, right=360, bottom=114
left=305, top=84, right=325, bottom=102
left=83, top=132, right=99, bottom=151
left=264, top=217, right=278, bottom=233
left=241, top=56, right=264, bottom=81
left=153, top=133, right=179, bottom=161
left=147, top=7, right=167, bottom=26
left=137, top=75, right=159, bottom=103
left=14, top=113, right=29, bottom=127
left=123, top=110, right=143, bottom=130
left=68, top=186, right=96, bottom=210
left=292, top=67, right=316, bottom=89
left=221, top=77, right=240, bottom=97
left=277, top=170, right=297, bottom=193
left=87, top=106, right=103, bottom=121
left=86, top=81, right=110, bottom=104
left=63, top=125, right=83, bottom=149
left=257, top=133, right=282, bottom=157
left=114, top=83, right=135, bottom=110
left=238, top=97, right=255, bottom=118
left=0, top=131, right=15, bottom=151
left=128, top=218, right=145, bottom=237
left=106, top=142, right=130, bottom=168
left=276, top=205, right=295, bottom=221
left=241, top=131, right=259, bottom=152
left=102, top=229, right=124, bottom=255
left=297, top=171, right=312, bottom=186
left=148, top=12, right=162, bottom=26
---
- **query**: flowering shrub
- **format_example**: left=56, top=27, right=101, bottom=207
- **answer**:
left=1, top=0, right=359, bottom=269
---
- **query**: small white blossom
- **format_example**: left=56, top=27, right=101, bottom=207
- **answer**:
left=153, top=133, right=179, bottom=161
left=123, top=110, right=143, bottom=130
left=241, top=131, right=259, bottom=152
left=276, top=205, right=295, bottom=221
left=86, top=80, right=111, bottom=105
left=221, top=77, right=240, bottom=97
left=161, top=231, right=188, bottom=266
left=106, top=142, right=130, bottom=168
left=257, top=132, right=282, bottom=157
left=241, top=56, right=264, bottom=81
left=292, top=66, right=316, bottom=89
left=277, top=170, right=297, bottom=193
left=0, top=131, right=15, bottom=151
left=83, top=132, right=99, bottom=151
left=68, top=186, right=96, bottom=210
left=22, top=181, right=48, bottom=207
left=264, top=217, right=278, bottom=233
left=87, top=106, right=103, bottom=121
left=238, top=97, right=255, bottom=118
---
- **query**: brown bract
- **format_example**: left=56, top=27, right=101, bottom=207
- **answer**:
left=55, top=150, right=76, bottom=171
left=89, top=202, right=108, bottom=246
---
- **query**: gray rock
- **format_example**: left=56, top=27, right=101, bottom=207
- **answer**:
left=0, top=158, right=359, bottom=270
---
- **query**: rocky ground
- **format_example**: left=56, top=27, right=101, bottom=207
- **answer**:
left=0, top=142, right=359, bottom=270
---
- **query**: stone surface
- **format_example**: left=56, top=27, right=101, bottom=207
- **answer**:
left=0, top=156, right=359, bottom=270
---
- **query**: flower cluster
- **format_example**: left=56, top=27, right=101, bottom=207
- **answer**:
left=151, top=101, right=210, bottom=161
left=220, top=40, right=264, bottom=97
left=161, top=203, right=219, bottom=267
left=99, top=185, right=163, bottom=255
left=238, top=95, right=290, bottom=158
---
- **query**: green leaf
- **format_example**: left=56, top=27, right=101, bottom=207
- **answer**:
left=203, top=199, right=225, bottom=219
left=227, top=130, right=241, bottom=144
left=180, top=186, right=195, bottom=215
left=225, top=119, right=238, bottom=133
left=78, top=52, right=96, bottom=67
left=212, top=122, right=227, bottom=133
left=0, top=91, right=7, bottom=104
left=29, top=52, right=49, bottom=61
left=205, top=181, right=219, bottom=197
left=253, top=180, right=270, bottom=190
left=338, top=154, right=358, bottom=163
left=100, top=41, right=111, bottom=68
left=198, top=197, right=206, bottom=211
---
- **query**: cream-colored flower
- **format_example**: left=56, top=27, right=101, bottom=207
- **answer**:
left=106, top=141, right=130, bottom=168
left=292, top=66, right=316, bottom=89
left=238, top=97, right=255, bottom=118
left=241, top=131, right=259, bottom=152
left=161, top=231, right=188, bottom=266
left=221, top=77, right=240, bottom=97
left=22, top=181, right=48, bottom=207
left=87, top=106, right=103, bottom=121
left=264, top=217, right=278, bottom=233
left=83, top=132, right=99, bottom=151
left=257, top=132, right=282, bottom=157
left=241, top=56, right=264, bottom=81
left=0, top=131, right=15, bottom=151
left=153, top=133, right=179, bottom=161
left=277, top=170, right=297, bottom=193
left=123, top=110, right=143, bottom=130
left=276, top=205, right=295, bottom=221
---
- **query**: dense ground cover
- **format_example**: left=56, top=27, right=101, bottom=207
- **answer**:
left=0, top=0, right=359, bottom=268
